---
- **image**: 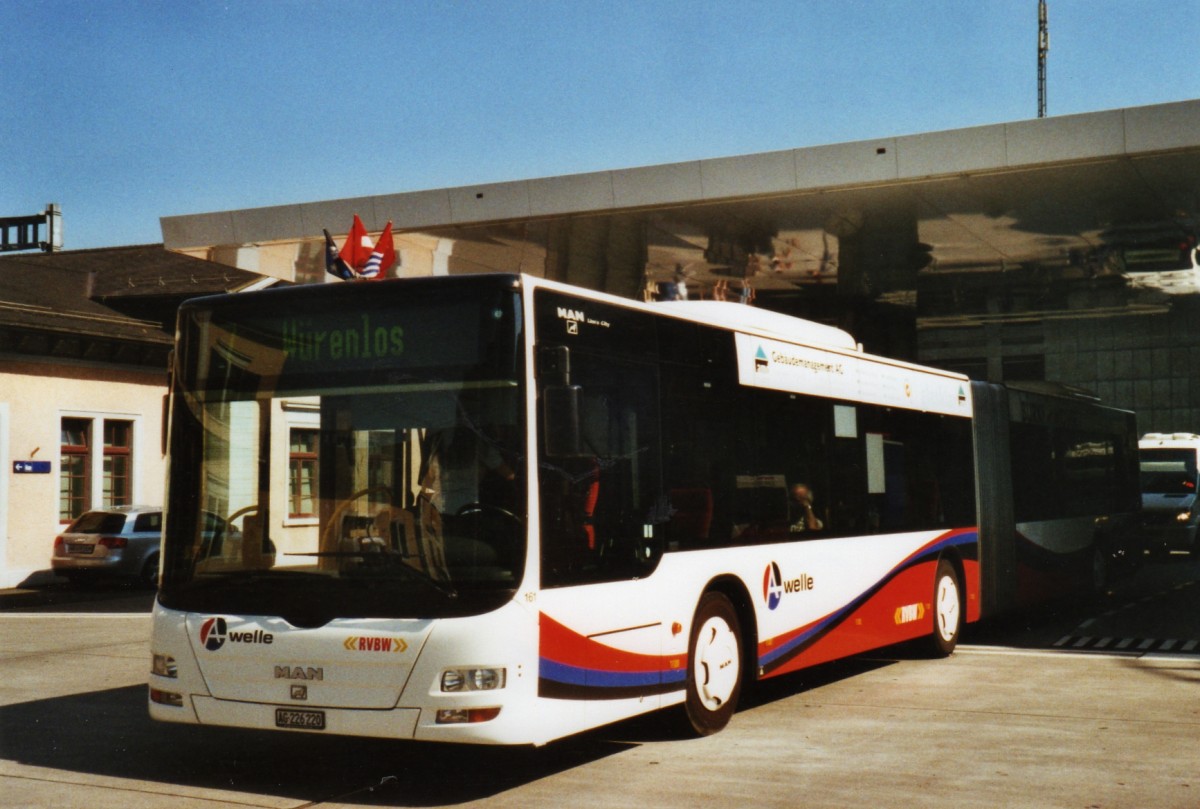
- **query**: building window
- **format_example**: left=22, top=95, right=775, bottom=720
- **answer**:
left=289, top=428, right=319, bottom=518
left=936, top=357, right=988, bottom=381
left=1002, top=355, right=1045, bottom=382
left=103, top=420, right=133, bottom=507
left=61, top=415, right=140, bottom=521
left=60, top=418, right=91, bottom=522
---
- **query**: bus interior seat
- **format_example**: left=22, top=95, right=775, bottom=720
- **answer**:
left=669, top=487, right=713, bottom=542
left=240, top=513, right=274, bottom=568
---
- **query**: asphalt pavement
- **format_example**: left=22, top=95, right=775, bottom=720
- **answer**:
left=1, top=557, right=1197, bottom=808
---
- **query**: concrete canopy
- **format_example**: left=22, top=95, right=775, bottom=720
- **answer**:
left=161, top=99, right=1200, bottom=309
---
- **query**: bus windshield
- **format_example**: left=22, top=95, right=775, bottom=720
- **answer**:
left=1140, top=448, right=1198, bottom=495
left=159, top=278, right=526, bottom=624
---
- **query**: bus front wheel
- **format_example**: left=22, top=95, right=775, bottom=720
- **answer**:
left=929, top=559, right=962, bottom=657
left=683, top=591, right=742, bottom=736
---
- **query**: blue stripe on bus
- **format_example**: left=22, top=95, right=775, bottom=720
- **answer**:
left=539, top=657, right=686, bottom=689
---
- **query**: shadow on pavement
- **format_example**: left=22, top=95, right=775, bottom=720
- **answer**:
left=0, top=685, right=634, bottom=806
left=0, top=656, right=898, bottom=806
left=963, top=554, right=1200, bottom=651
left=0, top=581, right=156, bottom=613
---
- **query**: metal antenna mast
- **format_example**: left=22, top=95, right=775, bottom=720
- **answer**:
left=1038, top=0, right=1049, bottom=118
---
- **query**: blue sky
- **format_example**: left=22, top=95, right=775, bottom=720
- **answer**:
left=2, top=0, right=1197, bottom=250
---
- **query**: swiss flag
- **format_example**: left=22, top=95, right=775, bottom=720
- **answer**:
left=338, top=214, right=374, bottom=272
left=326, top=216, right=397, bottom=280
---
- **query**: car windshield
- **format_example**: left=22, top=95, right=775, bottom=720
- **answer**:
left=159, top=278, right=527, bottom=624
left=67, top=512, right=127, bottom=534
left=1140, top=449, right=1198, bottom=495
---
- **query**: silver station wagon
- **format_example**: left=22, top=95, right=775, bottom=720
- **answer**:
left=52, top=506, right=163, bottom=586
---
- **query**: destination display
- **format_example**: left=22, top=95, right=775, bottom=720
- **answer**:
left=180, top=284, right=522, bottom=398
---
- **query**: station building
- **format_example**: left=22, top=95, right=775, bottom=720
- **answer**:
left=0, top=246, right=268, bottom=586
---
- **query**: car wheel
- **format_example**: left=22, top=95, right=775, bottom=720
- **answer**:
left=683, top=591, right=742, bottom=736
left=140, top=554, right=160, bottom=588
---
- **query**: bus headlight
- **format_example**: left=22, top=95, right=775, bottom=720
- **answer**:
left=1177, top=511, right=1192, bottom=524
left=441, top=667, right=506, bottom=692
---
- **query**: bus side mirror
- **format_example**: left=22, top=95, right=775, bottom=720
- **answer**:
left=543, top=384, right=585, bottom=459
left=538, top=345, right=587, bottom=459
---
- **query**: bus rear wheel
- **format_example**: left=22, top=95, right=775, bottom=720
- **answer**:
left=929, top=559, right=962, bottom=657
left=683, top=591, right=742, bottom=736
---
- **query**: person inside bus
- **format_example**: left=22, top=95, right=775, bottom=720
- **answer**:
left=425, top=426, right=515, bottom=516
left=789, top=483, right=824, bottom=533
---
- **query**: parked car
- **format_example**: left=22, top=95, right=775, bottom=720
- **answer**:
left=52, top=506, right=163, bottom=586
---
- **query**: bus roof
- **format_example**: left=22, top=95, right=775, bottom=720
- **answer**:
left=650, top=300, right=859, bottom=351
left=1140, top=433, right=1200, bottom=449
left=523, top=274, right=970, bottom=387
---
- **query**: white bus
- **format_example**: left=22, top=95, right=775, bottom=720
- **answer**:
left=149, top=273, right=1138, bottom=744
left=1138, top=432, right=1200, bottom=557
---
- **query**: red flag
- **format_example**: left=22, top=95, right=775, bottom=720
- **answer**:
left=338, top=214, right=374, bottom=272
left=330, top=215, right=396, bottom=280
left=363, top=221, right=396, bottom=280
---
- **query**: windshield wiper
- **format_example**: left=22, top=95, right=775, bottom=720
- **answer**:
left=191, top=569, right=328, bottom=583
left=285, top=551, right=458, bottom=598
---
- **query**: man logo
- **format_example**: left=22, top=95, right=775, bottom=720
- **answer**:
left=763, top=562, right=783, bottom=610
left=200, top=617, right=227, bottom=651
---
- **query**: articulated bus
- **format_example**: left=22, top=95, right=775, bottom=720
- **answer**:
left=149, top=273, right=1138, bottom=744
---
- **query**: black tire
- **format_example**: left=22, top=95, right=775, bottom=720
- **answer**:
left=140, top=553, right=160, bottom=589
left=683, top=591, right=742, bottom=736
left=928, top=558, right=962, bottom=657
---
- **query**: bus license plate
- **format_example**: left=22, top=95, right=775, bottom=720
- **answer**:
left=275, top=708, right=326, bottom=730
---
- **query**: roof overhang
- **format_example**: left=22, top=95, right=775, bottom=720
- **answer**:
left=161, top=100, right=1200, bottom=302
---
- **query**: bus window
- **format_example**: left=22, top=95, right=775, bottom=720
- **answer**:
left=660, top=361, right=734, bottom=550
left=855, top=406, right=976, bottom=534
left=730, top=388, right=832, bottom=542
left=539, top=353, right=664, bottom=587
left=1140, top=450, right=1198, bottom=495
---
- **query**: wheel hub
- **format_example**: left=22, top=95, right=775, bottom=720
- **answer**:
left=694, top=616, right=739, bottom=709
left=935, top=575, right=960, bottom=641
